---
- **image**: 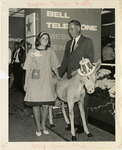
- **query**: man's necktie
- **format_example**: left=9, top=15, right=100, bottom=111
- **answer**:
left=14, top=51, right=18, bottom=59
left=71, top=39, right=76, bottom=53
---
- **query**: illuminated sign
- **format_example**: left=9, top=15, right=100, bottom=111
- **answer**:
left=46, top=11, right=97, bottom=31
left=46, top=22, right=68, bottom=29
left=46, top=22, right=97, bottom=31
left=47, top=11, right=70, bottom=18
left=81, top=24, right=97, bottom=31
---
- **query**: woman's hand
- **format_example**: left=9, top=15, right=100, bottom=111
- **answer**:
left=24, top=84, right=27, bottom=92
left=57, top=77, right=63, bottom=81
left=21, top=63, right=24, bottom=68
left=57, top=76, right=60, bottom=80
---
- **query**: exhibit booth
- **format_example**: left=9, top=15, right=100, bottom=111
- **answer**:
left=9, top=8, right=115, bottom=134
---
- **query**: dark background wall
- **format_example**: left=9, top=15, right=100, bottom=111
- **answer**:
left=9, top=17, right=25, bottom=51
left=102, top=25, right=115, bottom=37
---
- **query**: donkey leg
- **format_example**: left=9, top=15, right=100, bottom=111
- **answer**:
left=78, top=101, right=92, bottom=137
left=49, top=105, right=55, bottom=127
left=68, top=102, right=76, bottom=141
left=61, top=102, right=70, bottom=125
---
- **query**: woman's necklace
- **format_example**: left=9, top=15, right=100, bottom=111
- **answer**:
left=37, top=45, right=46, bottom=51
left=32, top=49, right=43, bottom=57
left=36, top=48, right=44, bottom=51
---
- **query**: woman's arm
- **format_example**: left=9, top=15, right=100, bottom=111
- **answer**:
left=24, top=70, right=30, bottom=91
left=23, top=50, right=32, bottom=91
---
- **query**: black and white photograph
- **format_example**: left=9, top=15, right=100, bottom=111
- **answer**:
left=1, top=0, right=122, bottom=149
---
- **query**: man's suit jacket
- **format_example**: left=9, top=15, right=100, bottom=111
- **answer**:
left=12, top=47, right=25, bottom=64
left=59, top=35, right=94, bottom=79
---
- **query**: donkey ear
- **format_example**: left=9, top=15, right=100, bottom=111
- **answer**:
left=95, top=59, right=101, bottom=71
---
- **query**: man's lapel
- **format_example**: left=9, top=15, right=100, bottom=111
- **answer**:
left=75, top=35, right=84, bottom=50
left=68, top=40, right=72, bottom=53
left=68, top=35, right=85, bottom=54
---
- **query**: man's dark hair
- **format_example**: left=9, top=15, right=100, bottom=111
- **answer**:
left=20, top=40, right=25, bottom=44
left=14, top=42, right=20, bottom=47
left=68, top=20, right=81, bottom=27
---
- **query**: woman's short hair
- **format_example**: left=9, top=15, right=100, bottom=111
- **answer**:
left=35, top=32, right=51, bottom=49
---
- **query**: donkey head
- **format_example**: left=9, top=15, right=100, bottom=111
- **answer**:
left=78, top=59, right=101, bottom=94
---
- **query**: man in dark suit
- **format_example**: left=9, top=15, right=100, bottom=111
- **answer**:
left=11, top=42, right=25, bottom=92
left=58, top=20, right=94, bottom=133
left=20, top=40, right=26, bottom=87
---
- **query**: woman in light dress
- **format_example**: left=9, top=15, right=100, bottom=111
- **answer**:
left=23, top=32, right=60, bottom=136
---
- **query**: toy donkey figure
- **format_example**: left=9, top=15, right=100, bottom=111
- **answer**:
left=52, top=58, right=101, bottom=141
